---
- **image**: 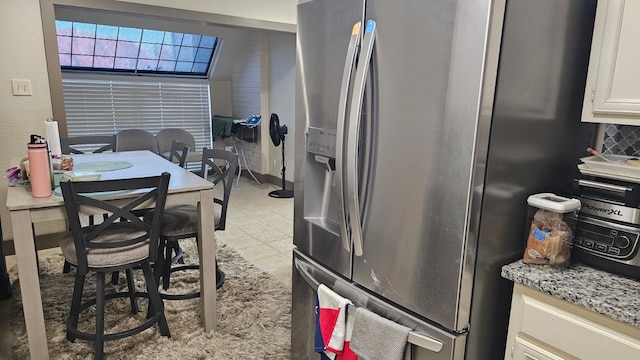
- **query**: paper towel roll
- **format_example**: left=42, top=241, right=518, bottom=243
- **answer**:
left=44, top=119, right=61, bottom=156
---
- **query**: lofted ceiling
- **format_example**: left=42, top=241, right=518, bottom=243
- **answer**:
left=55, top=5, right=249, bottom=81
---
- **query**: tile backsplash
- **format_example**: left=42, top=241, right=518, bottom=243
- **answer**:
left=601, top=124, right=640, bottom=156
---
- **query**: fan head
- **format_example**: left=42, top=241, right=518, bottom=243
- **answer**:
left=269, top=113, right=287, bottom=147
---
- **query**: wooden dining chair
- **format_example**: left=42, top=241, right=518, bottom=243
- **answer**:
left=143, top=148, right=238, bottom=299
left=59, top=173, right=171, bottom=360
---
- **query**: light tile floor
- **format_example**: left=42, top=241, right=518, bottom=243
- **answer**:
left=218, top=176, right=294, bottom=285
left=0, top=176, right=294, bottom=358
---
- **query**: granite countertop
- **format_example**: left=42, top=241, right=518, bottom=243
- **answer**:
left=502, top=260, right=640, bottom=328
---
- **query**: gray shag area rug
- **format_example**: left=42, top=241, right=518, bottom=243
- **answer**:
left=8, top=239, right=291, bottom=359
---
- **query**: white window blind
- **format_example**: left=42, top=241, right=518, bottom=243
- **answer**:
left=62, top=75, right=212, bottom=154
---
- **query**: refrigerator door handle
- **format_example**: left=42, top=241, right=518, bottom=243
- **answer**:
left=336, top=22, right=362, bottom=252
left=408, top=332, right=444, bottom=353
left=345, top=20, right=377, bottom=257
left=294, top=255, right=444, bottom=353
left=294, top=256, right=321, bottom=290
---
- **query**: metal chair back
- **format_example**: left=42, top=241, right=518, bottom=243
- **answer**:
left=115, top=129, right=158, bottom=153
left=200, top=148, right=239, bottom=231
left=60, top=173, right=171, bottom=269
left=156, top=128, right=196, bottom=155
left=168, top=140, right=189, bottom=168
left=61, top=135, right=115, bottom=154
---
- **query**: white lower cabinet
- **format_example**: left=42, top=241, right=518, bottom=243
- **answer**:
left=505, top=284, right=640, bottom=360
left=512, top=337, right=566, bottom=360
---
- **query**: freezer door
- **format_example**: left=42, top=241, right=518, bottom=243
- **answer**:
left=295, top=0, right=365, bottom=277
left=291, top=249, right=465, bottom=360
left=350, top=0, right=495, bottom=332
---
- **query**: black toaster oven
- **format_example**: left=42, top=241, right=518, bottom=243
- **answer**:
left=572, top=178, right=640, bottom=279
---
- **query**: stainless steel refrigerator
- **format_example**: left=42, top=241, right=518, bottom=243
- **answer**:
left=292, top=0, right=597, bottom=359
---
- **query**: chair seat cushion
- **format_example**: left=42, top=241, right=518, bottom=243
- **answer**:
left=144, top=204, right=221, bottom=237
left=60, top=222, right=150, bottom=269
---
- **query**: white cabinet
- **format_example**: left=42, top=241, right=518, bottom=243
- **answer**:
left=582, top=0, right=640, bottom=125
left=504, top=284, right=640, bottom=360
left=511, top=337, right=566, bottom=360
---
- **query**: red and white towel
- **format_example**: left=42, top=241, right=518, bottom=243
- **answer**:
left=317, top=284, right=357, bottom=359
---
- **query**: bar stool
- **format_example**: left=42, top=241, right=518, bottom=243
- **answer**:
left=144, top=148, right=238, bottom=299
left=59, top=173, right=172, bottom=359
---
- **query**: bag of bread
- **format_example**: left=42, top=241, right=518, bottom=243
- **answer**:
left=522, top=194, right=581, bottom=266
left=523, top=210, right=572, bottom=265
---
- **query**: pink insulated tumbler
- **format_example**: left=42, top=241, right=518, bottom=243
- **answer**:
left=27, top=141, right=52, bottom=198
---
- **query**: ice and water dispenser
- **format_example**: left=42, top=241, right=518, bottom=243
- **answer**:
left=304, top=127, right=342, bottom=236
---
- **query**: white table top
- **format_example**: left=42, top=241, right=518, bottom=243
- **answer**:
left=7, top=150, right=213, bottom=211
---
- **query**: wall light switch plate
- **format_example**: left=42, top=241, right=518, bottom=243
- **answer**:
left=11, top=79, right=32, bottom=96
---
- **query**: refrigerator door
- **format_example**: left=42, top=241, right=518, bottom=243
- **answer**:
left=291, top=249, right=465, bottom=360
left=295, top=0, right=365, bottom=277
left=350, top=0, right=495, bottom=332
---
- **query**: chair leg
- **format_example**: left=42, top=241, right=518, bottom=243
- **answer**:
left=111, top=271, right=120, bottom=285
left=66, top=272, right=86, bottom=342
left=174, top=243, right=185, bottom=264
left=141, top=262, right=170, bottom=338
left=125, top=269, right=138, bottom=314
left=216, top=258, right=226, bottom=289
left=162, top=241, right=173, bottom=290
left=95, top=272, right=106, bottom=360
left=63, top=260, right=73, bottom=274
left=149, top=242, right=166, bottom=320
left=153, top=242, right=165, bottom=288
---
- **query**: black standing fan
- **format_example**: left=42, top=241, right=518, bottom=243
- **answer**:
left=268, top=113, right=294, bottom=198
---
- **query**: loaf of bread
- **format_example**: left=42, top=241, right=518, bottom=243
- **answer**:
left=523, top=223, right=547, bottom=264
left=545, top=230, right=570, bottom=263
left=522, top=210, right=572, bottom=266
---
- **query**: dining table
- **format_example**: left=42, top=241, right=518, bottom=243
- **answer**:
left=5, top=150, right=217, bottom=359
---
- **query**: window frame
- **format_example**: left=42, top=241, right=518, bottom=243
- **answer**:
left=55, top=20, right=219, bottom=78
left=40, top=0, right=294, bottom=136
left=61, top=72, right=213, bottom=159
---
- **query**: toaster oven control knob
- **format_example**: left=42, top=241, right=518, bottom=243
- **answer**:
left=614, top=236, right=630, bottom=249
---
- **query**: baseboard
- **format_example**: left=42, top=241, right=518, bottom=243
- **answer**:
left=238, top=171, right=294, bottom=191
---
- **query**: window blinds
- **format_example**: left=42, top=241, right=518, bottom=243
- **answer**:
left=62, top=76, right=212, bottom=154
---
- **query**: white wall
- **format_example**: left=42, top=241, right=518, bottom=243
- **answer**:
left=0, top=0, right=55, bottom=239
left=0, top=0, right=297, bottom=240
left=267, top=32, right=297, bottom=182
left=211, top=81, right=233, bottom=117
left=231, top=32, right=265, bottom=174
left=229, top=31, right=297, bottom=183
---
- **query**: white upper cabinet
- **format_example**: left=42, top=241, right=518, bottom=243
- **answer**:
left=582, top=0, right=640, bottom=125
